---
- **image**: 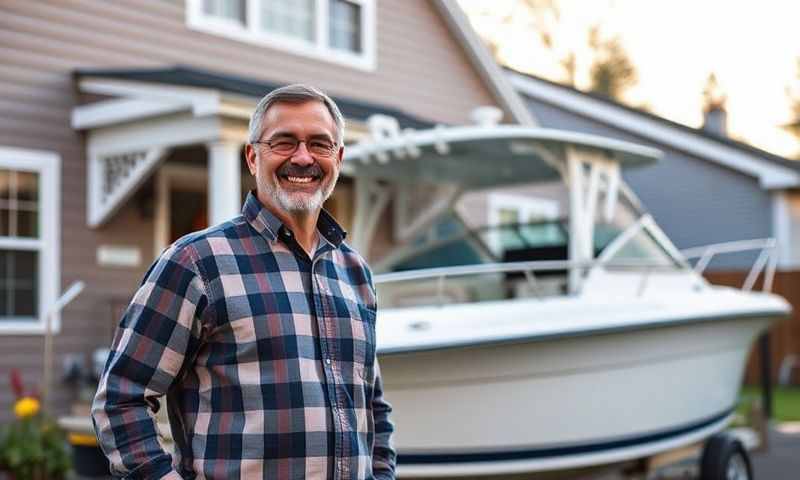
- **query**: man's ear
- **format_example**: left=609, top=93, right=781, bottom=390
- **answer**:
left=336, top=145, right=344, bottom=168
left=245, top=143, right=257, bottom=175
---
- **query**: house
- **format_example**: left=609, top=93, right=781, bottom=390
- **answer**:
left=0, top=0, right=533, bottom=420
left=505, top=68, right=800, bottom=384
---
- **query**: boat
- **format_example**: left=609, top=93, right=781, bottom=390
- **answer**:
left=344, top=112, right=791, bottom=479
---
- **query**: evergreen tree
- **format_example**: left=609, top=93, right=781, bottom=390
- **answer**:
left=586, top=26, right=637, bottom=99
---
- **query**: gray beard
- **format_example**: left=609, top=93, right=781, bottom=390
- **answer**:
left=262, top=171, right=338, bottom=213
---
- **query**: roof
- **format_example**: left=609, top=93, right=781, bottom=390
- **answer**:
left=432, top=0, right=536, bottom=125
left=507, top=68, right=800, bottom=189
left=74, top=66, right=437, bottom=130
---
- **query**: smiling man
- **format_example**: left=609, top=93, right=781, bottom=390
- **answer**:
left=93, top=85, right=396, bottom=480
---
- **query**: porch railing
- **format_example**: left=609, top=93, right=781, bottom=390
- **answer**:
left=679, top=238, right=778, bottom=292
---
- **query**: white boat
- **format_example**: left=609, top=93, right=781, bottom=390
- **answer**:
left=345, top=114, right=791, bottom=479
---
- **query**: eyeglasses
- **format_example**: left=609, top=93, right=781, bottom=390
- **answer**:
left=252, top=137, right=338, bottom=158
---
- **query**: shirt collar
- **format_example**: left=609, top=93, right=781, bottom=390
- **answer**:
left=242, top=191, right=347, bottom=247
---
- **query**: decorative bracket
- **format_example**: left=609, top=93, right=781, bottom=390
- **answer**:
left=88, top=147, right=167, bottom=227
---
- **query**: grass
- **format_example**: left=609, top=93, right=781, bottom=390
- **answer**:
left=737, top=386, right=800, bottom=422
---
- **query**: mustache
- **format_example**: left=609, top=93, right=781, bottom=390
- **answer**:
left=277, top=163, right=323, bottom=178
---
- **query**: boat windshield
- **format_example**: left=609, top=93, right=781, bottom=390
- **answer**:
left=375, top=183, right=682, bottom=307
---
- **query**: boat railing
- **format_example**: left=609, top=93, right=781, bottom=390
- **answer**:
left=374, top=258, right=682, bottom=306
left=679, top=238, right=778, bottom=292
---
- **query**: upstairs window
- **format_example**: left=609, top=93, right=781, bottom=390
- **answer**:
left=330, top=0, right=362, bottom=53
left=188, top=0, right=376, bottom=70
left=203, top=0, right=246, bottom=24
left=261, top=0, right=315, bottom=42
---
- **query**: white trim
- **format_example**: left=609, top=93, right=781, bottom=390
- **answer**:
left=0, top=146, right=60, bottom=335
left=432, top=0, right=537, bottom=126
left=87, top=113, right=221, bottom=158
left=509, top=72, right=800, bottom=189
left=78, top=79, right=222, bottom=116
left=207, top=141, right=244, bottom=225
left=773, top=191, right=798, bottom=270
left=0, top=237, right=43, bottom=250
left=186, top=0, right=377, bottom=71
left=71, top=98, right=191, bottom=130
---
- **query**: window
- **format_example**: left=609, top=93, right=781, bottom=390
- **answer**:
left=329, top=0, right=362, bottom=53
left=187, top=0, right=376, bottom=70
left=605, top=228, right=680, bottom=268
left=0, top=147, right=60, bottom=334
left=261, top=0, right=315, bottom=41
left=203, top=0, right=246, bottom=24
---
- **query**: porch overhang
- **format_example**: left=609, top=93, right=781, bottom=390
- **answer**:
left=71, top=66, right=438, bottom=228
left=72, top=77, right=252, bottom=228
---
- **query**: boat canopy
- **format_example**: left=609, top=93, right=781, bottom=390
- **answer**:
left=344, top=114, right=664, bottom=295
left=344, top=124, right=661, bottom=188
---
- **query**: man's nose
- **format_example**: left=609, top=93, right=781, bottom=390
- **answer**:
left=290, top=141, right=315, bottom=166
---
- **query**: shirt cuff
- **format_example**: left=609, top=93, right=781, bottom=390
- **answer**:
left=121, top=453, right=175, bottom=480
left=160, top=470, right=185, bottom=480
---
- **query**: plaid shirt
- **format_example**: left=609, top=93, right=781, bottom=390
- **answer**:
left=93, top=192, right=395, bottom=480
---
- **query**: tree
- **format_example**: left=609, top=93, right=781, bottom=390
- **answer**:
left=467, top=0, right=638, bottom=100
left=586, top=26, right=637, bottom=99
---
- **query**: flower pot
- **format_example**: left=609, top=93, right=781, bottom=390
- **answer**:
left=69, top=434, right=110, bottom=477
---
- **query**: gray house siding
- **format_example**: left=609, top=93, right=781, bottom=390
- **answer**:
left=523, top=97, right=772, bottom=270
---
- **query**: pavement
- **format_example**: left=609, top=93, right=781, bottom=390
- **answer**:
left=750, top=422, right=800, bottom=480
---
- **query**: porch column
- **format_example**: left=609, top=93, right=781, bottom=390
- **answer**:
left=207, top=141, right=243, bottom=225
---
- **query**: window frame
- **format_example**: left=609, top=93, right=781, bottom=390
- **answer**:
left=187, top=0, right=377, bottom=71
left=0, top=147, right=60, bottom=335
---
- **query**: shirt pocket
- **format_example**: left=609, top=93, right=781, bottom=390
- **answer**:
left=352, top=304, right=377, bottom=384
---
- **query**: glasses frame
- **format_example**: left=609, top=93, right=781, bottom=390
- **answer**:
left=251, top=137, right=339, bottom=159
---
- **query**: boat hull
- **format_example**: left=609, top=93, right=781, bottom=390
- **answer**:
left=379, top=313, right=774, bottom=477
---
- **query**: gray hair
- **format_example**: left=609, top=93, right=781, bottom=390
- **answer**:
left=248, top=84, right=345, bottom=145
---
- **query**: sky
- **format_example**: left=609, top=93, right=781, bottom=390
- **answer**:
left=457, top=0, right=800, bottom=159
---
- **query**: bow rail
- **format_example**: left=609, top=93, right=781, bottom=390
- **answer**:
left=679, top=238, right=778, bottom=292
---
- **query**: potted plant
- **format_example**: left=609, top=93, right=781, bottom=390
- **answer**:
left=0, top=370, right=70, bottom=480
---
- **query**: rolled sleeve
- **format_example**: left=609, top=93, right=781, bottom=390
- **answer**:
left=92, top=243, right=209, bottom=479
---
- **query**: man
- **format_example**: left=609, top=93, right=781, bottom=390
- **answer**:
left=93, top=84, right=396, bottom=480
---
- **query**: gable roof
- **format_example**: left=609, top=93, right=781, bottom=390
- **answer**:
left=508, top=68, right=800, bottom=189
left=433, top=0, right=536, bottom=126
left=74, top=66, right=437, bottom=130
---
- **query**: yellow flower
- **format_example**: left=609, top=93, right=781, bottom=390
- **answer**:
left=14, top=396, right=40, bottom=418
